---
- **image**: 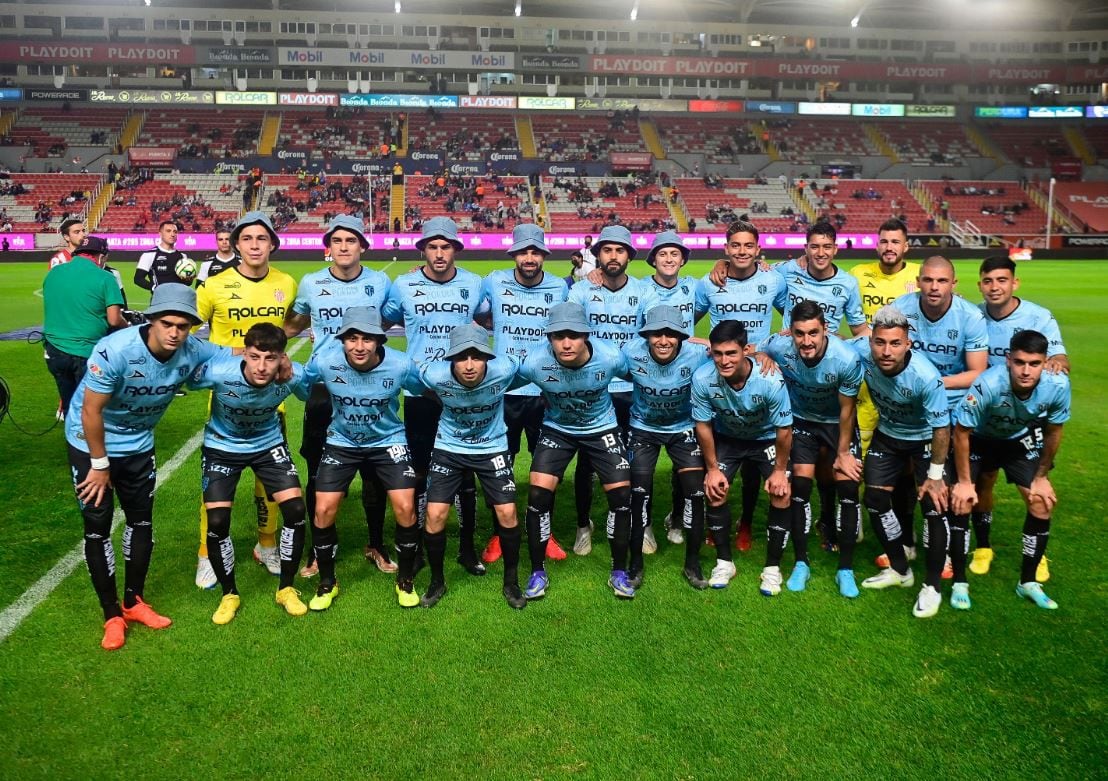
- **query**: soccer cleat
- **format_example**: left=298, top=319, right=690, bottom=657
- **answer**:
left=457, top=551, right=487, bottom=577
left=759, top=566, right=783, bottom=597
left=950, top=582, right=972, bottom=610
left=524, top=570, right=548, bottom=599
left=786, top=561, right=811, bottom=592
left=862, top=567, right=915, bottom=590
left=420, top=580, right=447, bottom=608
left=912, top=585, right=942, bottom=618
left=1036, top=556, right=1051, bottom=583
left=502, top=583, right=527, bottom=610
left=819, top=522, right=839, bottom=553
left=683, top=565, right=709, bottom=590
left=626, top=570, right=644, bottom=590
left=101, top=616, right=127, bottom=651
left=481, top=535, right=503, bottom=563
left=874, top=545, right=917, bottom=569
left=395, top=580, right=419, bottom=608
left=275, top=587, right=308, bottom=617
left=365, top=546, right=398, bottom=574
left=573, top=523, right=593, bottom=556
left=299, top=560, right=319, bottom=579
left=736, top=524, right=753, bottom=552
left=835, top=569, right=860, bottom=599
left=195, top=556, right=217, bottom=590
left=708, top=558, right=737, bottom=589
left=667, top=526, right=685, bottom=545
left=941, top=556, right=954, bottom=580
left=253, top=543, right=281, bottom=576
left=969, top=547, right=994, bottom=576
left=309, top=583, right=340, bottom=612
left=1016, top=581, right=1058, bottom=610
left=121, top=597, right=172, bottom=629
left=212, top=594, right=241, bottom=625
left=545, top=535, right=567, bottom=561
left=608, top=570, right=636, bottom=599
left=641, top=525, right=658, bottom=555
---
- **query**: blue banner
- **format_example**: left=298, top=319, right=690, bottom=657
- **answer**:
left=340, top=93, right=459, bottom=108
left=749, top=100, right=796, bottom=115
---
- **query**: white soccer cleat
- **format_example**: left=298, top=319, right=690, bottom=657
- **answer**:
left=862, top=567, right=915, bottom=590
left=708, top=558, right=737, bottom=588
left=912, top=584, right=942, bottom=618
left=573, top=522, right=593, bottom=556
left=253, top=543, right=281, bottom=576
left=195, top=555, right=217, bottom=590
left=759, top=565, right=783, bottom=596
left=641, top=524, right=658, bottom=554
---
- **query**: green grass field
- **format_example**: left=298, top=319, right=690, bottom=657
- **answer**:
left=1, top=258, right=1105, bottom=779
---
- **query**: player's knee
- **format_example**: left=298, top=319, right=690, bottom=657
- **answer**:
left=792, top=475, right=813, bottom=502
left=206, top=506, right=232, bottom=536
left=677, top=470, right=705, bottom=499
left=605, top=485, right=631, bottom=512
left=836, top=480, right=859, bottom=505
left=527, top=485, right=555, bottom=516
left=864, top=485, right=892, bottom=514
left=278, top=497, right=305, bottom=528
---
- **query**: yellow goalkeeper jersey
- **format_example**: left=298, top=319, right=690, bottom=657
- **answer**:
left=195, top=265, right=297, bottom=348
left=849, top=261, right=920, bottom=322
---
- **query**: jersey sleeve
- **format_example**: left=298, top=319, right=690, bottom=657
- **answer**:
left=503, top=357, right=530, bottom=391
left=844, top=278, right=866, bottom=327
left=1047, top=376, right=1071, bottom=425
left=381, top=283, right=405, bottom=325
left=953, top=382, right=987, bottom=430
left=839, top=351, right=864, bottom=397
left=693, top=278, right=711, bottom=318
left=287, top=362, right=313, bottom=401
left=772, top=275, right=788, bottom=313
left=690, top=373, right=713, bottom=423
left=194, top=281, right=214, bottom=332
left=187, top=358, right=217, bottom=391
left=758, top=333, right=786, bottom=361
left=964, top=308, right=989, bottom=354
left=84, top=343, right=126, bottom=395
left=922, top=374, right=951, bottom=429
left=302, top=353, right=322, bottom=387
left=1041, top=315, right=1066, bottom=358
left=566, top=281, right=587, bottom=306
left=766, top=377, right=793, bottom=428
left=189, top=335, right=227, bottom=365
left=291, top=274, right=313, bottom=316
left=402, top=359, right=425, bottom=396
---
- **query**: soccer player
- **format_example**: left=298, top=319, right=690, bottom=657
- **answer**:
left=518, top=302, right=635, bottom=600
left=303, top=306, right=424, bottom=609
left=691, top=320, right=793, bottom=594
left=381, top=217, right=486, bottom=574
left=566, top=224, right=647, bottom=556
left=187, top=323, right=310, bottom=623
left=969, top=255, right=1068, bottom=578
left=66, top=283, right=223, bottom=650
left=283, top=215, right=394, bottom=576
left=48, top=218, right=87, bottom=268
left=625, top=306, right=711, bottom=589
left=416, top=324, right=530, bottom=609
left=853, top=306, right=951, bottom=618
left=476, top=223, right=569, bottom=563
left=134, top=220, right=196, bottom=289
left=759, top=300, right=864, bottom=597
left=950, top=329, right=1070, bottom=610
left=193, top=212, right=298, bottom=588
left=196, top=228, right=240, bottom=284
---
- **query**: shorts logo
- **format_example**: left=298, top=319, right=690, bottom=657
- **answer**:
left=386, top=444, right=410, bottom=463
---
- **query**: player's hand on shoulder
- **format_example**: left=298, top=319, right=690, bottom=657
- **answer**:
left=708, top=259, right=728, bottom=288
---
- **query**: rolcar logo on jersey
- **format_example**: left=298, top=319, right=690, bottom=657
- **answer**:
left=332, top=395, right=390, bottom=407
left=641, top=386, right=685, bottom=396
left=715, top=302, right=768, bottom=314
left=989, top=346, right=1009, bottom=358
left=319, top=307, right=345, bottom=320
left=225, top=405, right=279, bottom=416
left=124, top=383, right=180, bottom=396
left=501, top=303, right=550, bottom=317
left=590, top=313, right=637, bottom=325
left=862, top=293, right=892, bottom=308
left=227, top=306, right=284, bottom=319
left=414, top=302, right=469, bottom=316
left=445, top=403, right=497, bottom=414
left=913, top=340, right=957, bottom=355
left=550, top=388, right=602, bottom=399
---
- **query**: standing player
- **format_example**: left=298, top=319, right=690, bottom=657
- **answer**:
left=416, top=324, right=530, bottom=609
left=66, top=284, right=223, bottom=650
left=518, top=303, right=635, bottom=600
left=854, top=306, right=951, bottom=618
left=758, top=300, right=864, bottom=597
left=196, top=228, right=240, bottom=284
left=48, top=218, right=87, bottom=268
left=187, top=323, right=311, bottom=623
left=691, top=320, right=793, bottom=594
left=950, top=330, right=1070, bottom=610
left=134, top=221, right=197, bottom=289
left=193, top=212, right=298, bottom=588
left=476, top=223, right=569, bottom=563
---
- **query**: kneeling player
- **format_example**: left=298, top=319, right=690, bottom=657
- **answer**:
left=189, top=324, right=310, bottom=622
left=304, top=307, right=424, bottom=609
left=950, top=330, right=1070, bottom=610
left=417, top=324, right=531, bottom=609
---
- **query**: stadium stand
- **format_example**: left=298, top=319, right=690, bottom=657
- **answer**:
left=918, top=179, right=1046, bottom=235
left=674, top=177, right=799, bottom=233
left=1079, top=123, right=1108, bottom=162
left=0, top=172, right=102, bottom=232
left=979, top=123, right=1074, bottom=168
left=403, top=173, right=533, bottom=231
left=874, top=121, right=978, bottom=165
left=407, top=112, right=519, bottom=161
left=541, top=174, right=672, bottom=232
left=258, top=173, right=391, bottom=232
left=531, top=114, right=645, bottom=161
left=762, top=119, right=880, bottom=164
left=5, top=107, right=129, bottom=158
left=96, top=173, right=244, bottom=233
left=802, top=178, right=932, bottom=233
left=136, top=108, right=267, bottom=158
left=276, top=108, right=400, bottom=160
left=654, top=117, right=764, bottom=164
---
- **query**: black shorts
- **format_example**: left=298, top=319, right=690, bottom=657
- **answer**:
left=969, top=431, right=1042, bottom=489
left=530, top=426, right=631, bottom=485
left=299, top=382, right=332, bottom=471
left=404, top=395, right=442, bottom=473
left=68, top=445, right=156, bottom=520
left=864, top=429, right=951, bottom=488
left=714, top=434, right=783, bottom=481
left=629, top=428, right=704, bottom=485
left=427, top=449, right=517, bottom=506
left=201, top=443, right=301, bottom=504
left=791, top=417, right=861, bottom=466
left=316, top=443, right=418, bottom=494
left=504, top=395, right=544, bottom=456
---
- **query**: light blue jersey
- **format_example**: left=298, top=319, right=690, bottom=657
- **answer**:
left=625, top=338, right=711, bottom=434
left=850, top=339, right=950, bottom=441
left=979, top=299, right=1066, bottom=368
left=303, top=340, right=422, bottom=448
left=694, top=269, right=788, bottom=345
left=381, top=267, right=483, bottom=366
left=639, top=275, right=700, bottom=335
left=567, top=276, right=648, bottom=394
left=65, top=327, right=224, bottom=457
left=954, top=364, right=1070, bottom=440
left=519, top=339, right=630, bottom=436
left=479, top=269, right=568, bottom=397
left=690, top=358, right=793, bottom=441
left=417, top=356, right=527, bottom=454
left=893, top=293, right=989, bottom=408
left=291, top=266, right=390, bottom=354
left=775, top=262, right=866, bottom=333
left=188, top=354, right=311, bottom=452
left=759, top=332, right=863, bottom=425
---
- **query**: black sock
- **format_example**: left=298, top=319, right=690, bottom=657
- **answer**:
left=866, top=487, right=908, bottom=574
left=706, top=502, right=732, bottom=562
left=425, top=529, right=447, bottom=584
left=606, top=486, right=632, bottom=571
left=949, top=514, right=969, bottom=582
left=972, top=510, right=992, bottom=549
left=921, top=499, right=948, bottom=590
left=278, top=498, right=306, bottom=589
left=361, top=472, right=386, bottom=550
left=574, top=455, right=594, bottom=528
left=765, top=505, right=790, bottom=568
left=395, top=523, right=419, bottom=582
left=83, top=514, right=121, bottom=620
left=525, top=486, right=554, bottom=572
left=629, top=488, right=648, bottom=574
left=121, top=514, right=154, bottom=608
left=313, top=524, right=339, bottom=587
left=670, top=470, right=685, bottom=525
left=500, top=524, right=522, bottom=586
left=818, top=482, right=837, bottom=544
left=791, top=476, right=813, bottom=565
left=303, top=476, right=317, bottom=566
left=1020, top=514, right=1051, bottom=583
left=455, top=473, right=478, bottom=554
left=835, top=481, right=860, bottom=570
left=893, top=473, right=917, bottom=546
left=739, top=462, right=759, bottom=526
left=205, top=506, right=237, bottom=596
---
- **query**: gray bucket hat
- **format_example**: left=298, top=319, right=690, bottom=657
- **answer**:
left=444, top=323, right=495, bottom=360
left=507, top=223, right=549, bottom=256
left=639, top=305, right=690, bottom=338
left=324, top=214, right=369, bottom=250
left=594, top=224, right=636, bottom=259
left=145, top=282, right=201, bottom=325
left=415, top=216, right=464, bottom=252
left=544, top=302, right=591, bottom=335
left=230, top=210, right=280, bottom=251
left=335, top=306, right=388, bottom=342
left=646, top=230, right=689, bottom=266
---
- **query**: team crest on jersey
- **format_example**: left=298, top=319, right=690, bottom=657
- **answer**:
left=897, top=386, right=914, bottom=398
left=544, top=293, right=554, bottom=303
left=274, top=290, right=286, bottom=303
left=595, top=371, right=606, bottom=381
left=89, top=363, right=103, bottom=378
left=751, top=394, right=764, bottom=405
left=629, top=297, right=638, bottom=306
left=832, top=286, right=843, bottom=297
left=365, top=285, right=375, bottom=297
left=460, top=289, right=470, bottom=300
left=758, top=285, right=767, bottom=294
left=947, top=329, right=959, bottom=340
left=681, top=285, right=689, bottom=295
left=382, top=378, right=395, bottom=389
left=178, top=367, right=190, bottom=377
left=823, top=372, right=836, bottom=383
left=680, top=367, right=692, bottom=379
